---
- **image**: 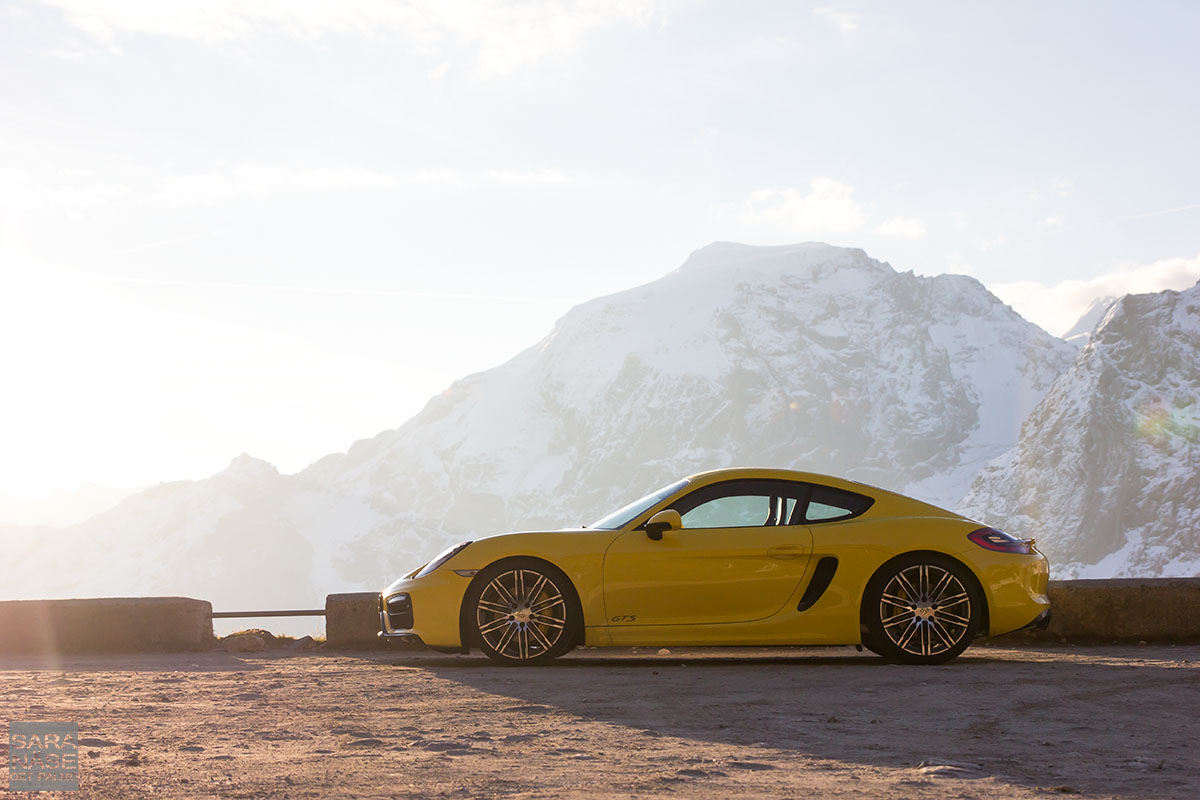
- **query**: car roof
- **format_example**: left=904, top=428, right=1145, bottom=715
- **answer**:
left=682, top=466, right=879, bottom=491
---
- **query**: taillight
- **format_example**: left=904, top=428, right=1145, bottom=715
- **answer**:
left=968, top=527, right=1034, bottom=554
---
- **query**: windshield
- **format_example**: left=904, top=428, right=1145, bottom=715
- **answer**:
left=588, top=479, right=689, bottom=530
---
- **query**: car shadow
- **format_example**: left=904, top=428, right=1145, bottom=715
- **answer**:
left=403, top=644, right=1200, bottom=799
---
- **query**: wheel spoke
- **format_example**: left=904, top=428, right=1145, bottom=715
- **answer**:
left=489, top=577, right=517, bottom=606
left=493, top=622, right=518, bottom=655
left=936, top=591, right=969, bottom=607
left=530, top=612, right=565, bottom=629
left=525, top=574, right=548, bottom=606
left=881, top=592, right=913, bottom=608
left=928, top=569, right=953, bottom=602
left=479, top=617, right=511, bottom=636
left=478, top=599, right=511, bottom=614
left=527, top=623, right=554, bottom=650
left=883, top=612, right=915, bottom=630
left=937, top=609, right=971, bottom=626
left=530, top=592, right=564, bottom=614
left=930, top=618, right=957, bottom=649
left=896, top=618, right=920, bottom=649
left=894, top=570, right=921, bottom=601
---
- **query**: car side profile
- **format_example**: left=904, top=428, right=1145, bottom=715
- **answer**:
left=380, top=468, right=1050, bottom=665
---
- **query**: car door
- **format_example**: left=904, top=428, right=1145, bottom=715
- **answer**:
left=602, top=480, right=814, bottom=626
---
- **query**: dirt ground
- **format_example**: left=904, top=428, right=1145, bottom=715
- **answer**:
left=2, top=643, right=1198, bottom=799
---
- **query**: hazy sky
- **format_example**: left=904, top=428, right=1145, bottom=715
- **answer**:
left=2, top=0, right=1199, bottom=498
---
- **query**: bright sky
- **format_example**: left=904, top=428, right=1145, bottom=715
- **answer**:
left=2, top=0, right=1199, bottom=499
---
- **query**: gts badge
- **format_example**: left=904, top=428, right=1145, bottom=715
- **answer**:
left=610, top=614, right=637, bottom=623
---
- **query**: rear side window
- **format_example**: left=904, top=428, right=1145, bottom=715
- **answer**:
left=803, top=485, right=873, bottom=523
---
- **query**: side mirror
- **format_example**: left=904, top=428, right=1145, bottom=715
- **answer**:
left=644, top=509, right=682, bottom=541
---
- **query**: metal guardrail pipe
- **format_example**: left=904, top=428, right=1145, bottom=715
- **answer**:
left=210, top=609, right=326, bottom=619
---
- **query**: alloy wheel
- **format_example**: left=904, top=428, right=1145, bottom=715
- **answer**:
left=475, top=568, right=567, bottom=661
left=878, top=563, right=973, bottom=658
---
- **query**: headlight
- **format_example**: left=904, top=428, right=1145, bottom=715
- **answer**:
left=415, top=541, right=473, bottom=578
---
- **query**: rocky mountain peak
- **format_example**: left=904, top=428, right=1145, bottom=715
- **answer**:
left=961, top=281, right=1200, bottom=575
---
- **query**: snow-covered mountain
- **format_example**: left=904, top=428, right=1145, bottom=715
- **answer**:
left=0, top=482, right=141, bottom=527
left=961, top=281, right=1200, bottom=577
left=0, top=455, right=316, bottom=610
left=0, top=242, right=1090, bottom=611
left=1063, top=295, right=1118, bottom=348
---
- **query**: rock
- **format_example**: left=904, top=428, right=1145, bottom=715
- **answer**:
left=657, top=648, right=671, bottom=656
left=230, top=628, right=278, bottom=646
left=915, top=759, right=984, bottom=778
left=289, top=635, right=318, bottom=650
left=223, top=634, right=267, bottom=653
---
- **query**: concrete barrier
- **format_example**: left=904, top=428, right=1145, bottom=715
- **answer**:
left=7, top=578, right=1197, bottom=655
left=325, top=592, right=390, bottom=649
left=1006, top=577, right=1200, bottom=643
left=0, top=597, right=214, bottom=654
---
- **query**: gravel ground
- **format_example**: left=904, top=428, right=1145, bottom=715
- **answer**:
left=2, top=643, right=1198, bottom=799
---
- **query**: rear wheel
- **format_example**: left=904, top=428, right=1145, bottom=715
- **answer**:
left=863, top=553, right=982, bottom=665
left=467, top=559, right=579, bottom=665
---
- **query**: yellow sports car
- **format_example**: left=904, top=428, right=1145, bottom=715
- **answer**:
left=379, top=468, right=1049, bottom=665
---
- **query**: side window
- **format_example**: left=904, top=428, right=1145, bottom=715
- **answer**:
left=669, top=479, right=809, bottom=529
left=681, top=494, right=773, bottom=529
left=803, top=485, right=873, bottom=523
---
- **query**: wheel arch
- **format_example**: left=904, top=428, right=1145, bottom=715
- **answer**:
left=858, top=549, right=990, bottom=639
left=458, top=555, right=587, bottom=651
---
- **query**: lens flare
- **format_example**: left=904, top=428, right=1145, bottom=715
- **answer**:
left=1133, top=399, right=1200, bottom=446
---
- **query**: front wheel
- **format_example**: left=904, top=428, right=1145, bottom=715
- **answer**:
left=863, top=554, right=983, bottom=665
left=466, top=559, right=579, bottom=665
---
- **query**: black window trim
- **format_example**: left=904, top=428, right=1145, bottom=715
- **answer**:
left=801, top=484, right=874, bottom=524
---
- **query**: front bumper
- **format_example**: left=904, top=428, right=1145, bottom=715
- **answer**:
left=378, top=570, right=472, bottom=648
left=379, top=592, right=425, bottom=644
left=379, top=591, right=413, bottom=632
left=378, top=628, right=425, bottom=645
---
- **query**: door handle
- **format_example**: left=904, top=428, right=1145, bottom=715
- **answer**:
left=767, top=545, right=806, bottom=559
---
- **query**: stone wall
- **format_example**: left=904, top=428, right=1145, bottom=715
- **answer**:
left=1009, top=577, right=1200, bottom=643
left=325, top=592, right=388, bottom=650
left=0, top=597, right=213, bottom=654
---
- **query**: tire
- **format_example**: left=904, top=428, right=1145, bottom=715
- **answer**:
left=859, top=631, right=886, bottom=657
left=465, top=558, right=580, bottom=665
left=862, top=553, right=983, bottom=665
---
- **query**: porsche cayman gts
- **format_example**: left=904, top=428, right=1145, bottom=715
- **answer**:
left=380, top=468, right=1050, bottom=665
